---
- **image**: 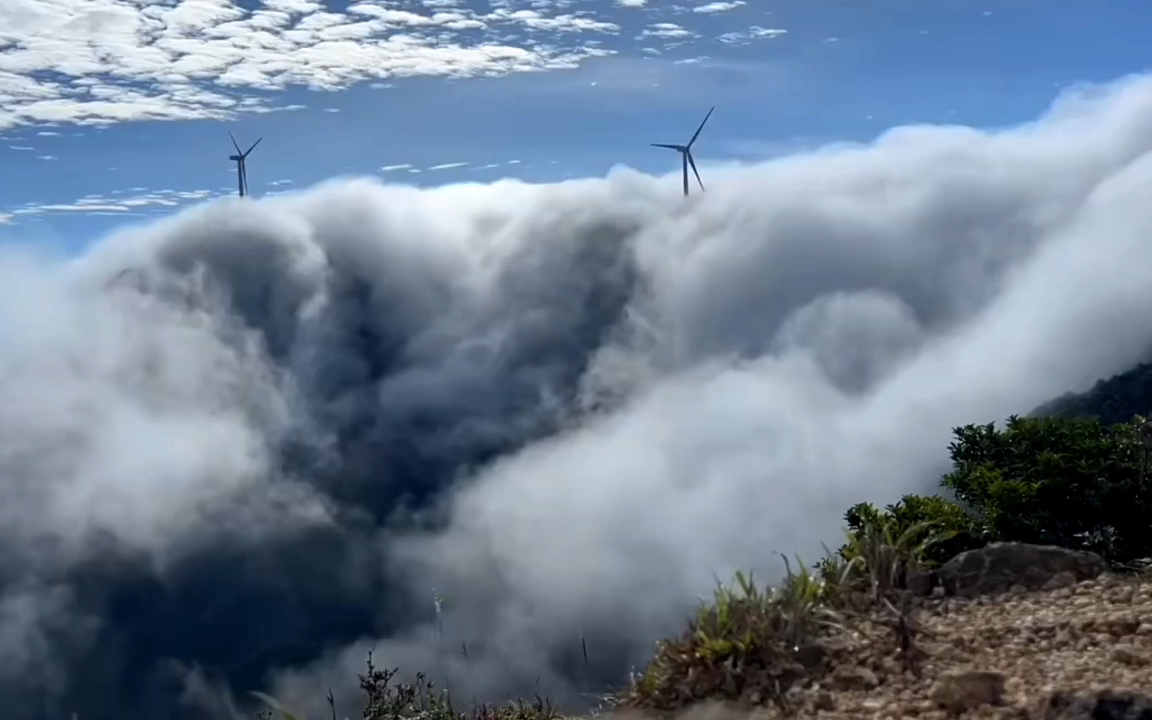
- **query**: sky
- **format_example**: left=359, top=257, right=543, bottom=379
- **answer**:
left=0, top=0, right=1149, bottom=244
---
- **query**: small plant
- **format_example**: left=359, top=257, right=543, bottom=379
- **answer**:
left=623, top=558, right=848, bottom=712
left=360, top=653, right=458, bottom=720
left=839, top=510, right=957, bottom=602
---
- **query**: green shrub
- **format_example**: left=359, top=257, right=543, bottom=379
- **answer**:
left=942, top=414, right=1152, bottom=563
left=842, top=494, right=985, bottom=569
left=623, top=565, right=849, bottom=711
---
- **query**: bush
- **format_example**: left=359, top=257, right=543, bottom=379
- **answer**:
left=622, top=565, right=850, bottom=711
left=842, top=494, right=985, bottom=569
left=942, top=414, right=1152, bottom=563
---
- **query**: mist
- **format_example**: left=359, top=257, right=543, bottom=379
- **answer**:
left=4, top=72, right=1152, bottom=718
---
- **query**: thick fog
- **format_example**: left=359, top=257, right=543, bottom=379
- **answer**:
left=4, top=72, right=1152, bottom=718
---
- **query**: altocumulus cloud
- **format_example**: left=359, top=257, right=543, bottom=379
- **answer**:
left=0, top=0, right=624, bottom=130
left=3, top=73, right=1152, bottom=720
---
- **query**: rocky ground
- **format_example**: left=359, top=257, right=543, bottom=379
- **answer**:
left=752, top=568, right=1152, bottom=719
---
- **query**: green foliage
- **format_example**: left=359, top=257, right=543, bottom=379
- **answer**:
left=942, top=414, right=1152, bottom=562
left=1032, top=362, right=1152, bottom=426
left=624, top=562, right=848, bottom=711
left=843, top=494, right=985, bottom=568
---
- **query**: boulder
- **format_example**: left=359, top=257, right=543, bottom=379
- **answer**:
left=928, top=670, right=1006, bottom=713
left=1042, top=691, right=1152, bottom=719
left=935, top=542, right=1106, bottom=598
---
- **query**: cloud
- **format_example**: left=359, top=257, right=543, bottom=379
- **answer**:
left=2, top=188, right=215, bottom=223
left=717, top=26, right=787, bottom=45
left=616, top=0, right=648, bottom=6
left=426, top=162, right=469, bottom=170
left=5, top=72, right=1152, bottom=719
left=693, top=1, right=745, bottom=13
left=0, top=0, right=622, bottom=132
left=380, top=164, right=414, bottom=171
left=639, top=22, right=698, bottom=40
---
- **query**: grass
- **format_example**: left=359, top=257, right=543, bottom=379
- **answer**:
left=254, top=513, right=953, bottom=720
left=254, top=650, right=563, bottom=720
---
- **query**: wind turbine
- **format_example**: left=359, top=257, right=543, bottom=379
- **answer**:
left=228, top=131, right=262, bottom=197
left=651, top=106, right=714, bottom=197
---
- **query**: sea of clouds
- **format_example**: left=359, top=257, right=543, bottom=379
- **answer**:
left=3, top=72, right=1152, bottom=719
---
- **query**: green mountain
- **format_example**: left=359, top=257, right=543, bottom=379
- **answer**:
left=1032, top=362, right=1152, bottom=425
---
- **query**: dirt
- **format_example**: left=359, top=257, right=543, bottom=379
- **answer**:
left=756, top=574, right=1152, bottom=719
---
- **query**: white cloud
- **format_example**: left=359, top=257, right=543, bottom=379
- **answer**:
left=616, top=0, right=647, bottom=6
left=0, top=0, right=621, bottom=131
left=717, top=26, right=787, bottom=45
left=35, top=130, right=60, bottom=136
left=36, top=155, right=55, bottom=160
left=639, top=22, right=697, bottom=40
left=693, top=1, right=745, bottom=12
left=321, top=108, right=340, bottom=113
left=427, top=161, right=469, bottom=170
left=2, top=188, right=217, bottom=222
left=380, top=164, right=413, bottom=171
left=8, top=145, right=32, bottom=151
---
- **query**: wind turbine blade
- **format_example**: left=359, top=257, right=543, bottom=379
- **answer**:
left=651, top=143, right=683, bottom=150
left=244, top=137, right=263, bottom=156
left=687, top=151, right=704, bottom=192
left=228, top=131, right=242, bottom=154
left=237, top=163, right=244, bottom=197
left=687, top=106, right=714, bottom=148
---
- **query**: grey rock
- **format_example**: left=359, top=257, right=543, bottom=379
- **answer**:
left=929, top=670, right=1006, bottom=712
left=1043, top=691, right=1152, bottom=719
left=936, top=542, right=1106, bottom=598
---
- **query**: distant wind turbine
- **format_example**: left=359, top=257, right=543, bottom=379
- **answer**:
left=651, top=106, right=714, bottom=197
left=228, top=131, right=262, bottom=198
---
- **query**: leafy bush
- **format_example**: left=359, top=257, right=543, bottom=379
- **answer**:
left=623, top=565, right=850, bottom=711
left=942, top=414, right=1152, bottom=563
left=842, top=494, right=985, bottom=569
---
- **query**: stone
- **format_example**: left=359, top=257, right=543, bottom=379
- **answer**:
left=1109, top=644, right=1149, bottom=666
left=1042, top=691, right=1152, bottom=719
left=906, top=567, right=936, bottom=596
left=929, top=670, right=1006, bottom=713
left=831, top=664, right=879, bottom=690
left=813, top=691, right=835, bottom=711
left=935, top=543, right=1106, bottom=598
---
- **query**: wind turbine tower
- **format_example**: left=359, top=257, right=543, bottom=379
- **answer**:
left=651, top=106, right=714, bottom=196
left=228, top=131, right=262, bottom=198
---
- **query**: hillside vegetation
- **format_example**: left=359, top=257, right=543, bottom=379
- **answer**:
left=257, top=369, right=1152, bottom=720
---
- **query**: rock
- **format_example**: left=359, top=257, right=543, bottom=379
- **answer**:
left=929, top=670, right=1006, bottom=712
left=813, top=691, right=835, bottom=711
left=1042, top=571, right=1079, bottom=591
left=906, top=567, right=936, bottom=596
left=1109, top=643, right=1149, bottom=666
left=831, top=664, right=879, bottom=690
left=936, top=543, right=1106, bottom=598
left=1042, top=690, right=1152, bottom=719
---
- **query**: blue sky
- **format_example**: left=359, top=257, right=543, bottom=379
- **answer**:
left=0, top=0, right=1149, bottom=245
